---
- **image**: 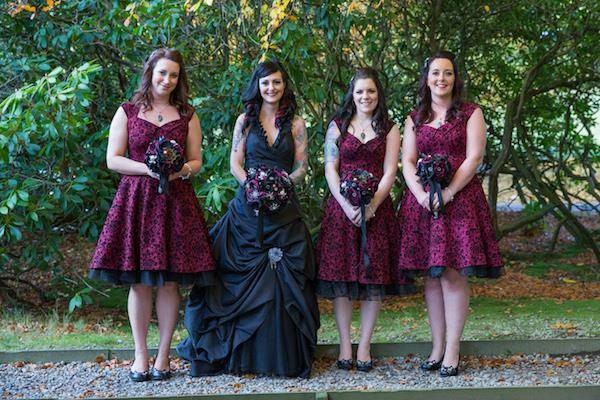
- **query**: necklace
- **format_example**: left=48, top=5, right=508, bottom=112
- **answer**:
left=148, top=103, right=170, bottom=123
left=354, top=118, right=372, bottom=141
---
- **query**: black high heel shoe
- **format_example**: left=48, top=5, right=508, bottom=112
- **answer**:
left=440, top=363, right=459, bottom=377
left=356, top=359, right=374, bottom=372
left=129, top=369, right=150, bottom=382
left=420, top=358, right=443, bottom=371
left=336, top=359, right=355, bottom=370
left=150, top=367, right=172, bottom=380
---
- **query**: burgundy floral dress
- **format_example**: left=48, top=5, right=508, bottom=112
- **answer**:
left=89, top=102, right=216, bottom=286
left=397, top=103, right=503, bottom=278
left=316, top=119, right=415, bottom=300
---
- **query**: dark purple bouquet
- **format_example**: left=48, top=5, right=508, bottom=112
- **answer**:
left=144, top=136, right=185, bottom=194
left=340, top=169, right=379, bottom=270
left=416, top=153, right=452, bottom=218
left=244, top=165, right=294, bottom=246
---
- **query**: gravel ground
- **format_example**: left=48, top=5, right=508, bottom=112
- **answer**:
left=1, top=353, right=599, bottom=399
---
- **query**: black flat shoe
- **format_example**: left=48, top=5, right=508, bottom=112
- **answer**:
left=440, top=364, right=459, bottom=377
left=336, top=359, right=355, bottom=370
left=129, top=369, right=150, bottom=382
left=356, top=359, right=373, bottom=372
left=420, top=358, right=443, bottom=371
left=150, top=367, right=172, bottom=381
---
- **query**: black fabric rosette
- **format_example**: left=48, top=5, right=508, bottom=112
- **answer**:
left=416, top=153, right=452, bottom=219
left=339, top=169, right=379, bottom=273
left=144, top=136, right=185, bottom=194
left=244, top=165, right=294, bottom=247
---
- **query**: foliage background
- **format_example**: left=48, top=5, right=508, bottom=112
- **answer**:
left=0, top=0, right=599, bottom=306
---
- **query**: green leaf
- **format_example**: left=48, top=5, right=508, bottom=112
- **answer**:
left=9, top=226, right=22, bottom=241
left=0, top=207, right=8, bottom=215
left=17, top=190, right=29, bottom=201
left=68, top=294, right=83, bottom=313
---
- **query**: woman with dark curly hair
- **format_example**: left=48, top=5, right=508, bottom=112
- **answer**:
left=89, top=48, right=216, bottom=382
left=177, top=60, right=319, bottom=378
left=316, top=68, right=414, bottom=372
left=397, top=51, right=503, bottom=376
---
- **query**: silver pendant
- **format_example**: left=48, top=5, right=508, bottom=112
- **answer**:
left=157, top=113, right=163, bottom=123
left=360, top=131, right=366, bottom=140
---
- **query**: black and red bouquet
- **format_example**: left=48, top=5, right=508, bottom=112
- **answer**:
left=244, top=165, right=294, bottom=246
left=144, top=136, right=185, bottom=194
left=340, top=169, right=379, bottom=270
left=416, top=153, right=452, bottom=218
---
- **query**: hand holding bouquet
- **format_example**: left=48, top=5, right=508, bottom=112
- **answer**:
left=144, top=136, right=185, bottom=194
left=244, top=165, right=294, bottom=246
left=416, top=153, right=452, bottom=218
left=340, top=169, right=379, bottom=270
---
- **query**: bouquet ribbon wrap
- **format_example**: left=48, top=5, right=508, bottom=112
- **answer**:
left=339, top=169, right=379, bottom=274
left=416, top=154, right=452, bottom=219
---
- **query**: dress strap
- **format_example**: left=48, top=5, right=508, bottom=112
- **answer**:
left=120, top=102, right=137, bottom=119
left=462, top=103, right=480, bottom=120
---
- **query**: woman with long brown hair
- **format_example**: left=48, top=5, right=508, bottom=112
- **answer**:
left=397, top=51, right=502, bottom=376
left=89, top=48, right=215, bottom=382
left=316, top=68, right=414, bottom=372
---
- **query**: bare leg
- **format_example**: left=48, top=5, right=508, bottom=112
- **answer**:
left=333, top=297, right=353, bottom=360
left=154, top=282, right=180, bottom=371
left=424, top=277, right=446, bottom=362
left=128, top=284, right=153, bottom=372
left=356, top=300, right=381, bottom=362
left=440, top=268, right=470, bottom=367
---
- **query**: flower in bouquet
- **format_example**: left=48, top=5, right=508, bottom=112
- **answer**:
left=416, top=153, right=452, bottom=218
left=144, top=136, right=185, bottom=194
left=339, top=169, right=379, bottom=270
left=244, top=165, right=294, bottom=246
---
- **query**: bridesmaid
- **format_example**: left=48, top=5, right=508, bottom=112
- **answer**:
left=89, top=48, right=216, bottom=382
left=177, top=60, right=319, bottom=378
left=397, top=51, right=503, bottom=376
left=316, top=68, right=413, bottom=372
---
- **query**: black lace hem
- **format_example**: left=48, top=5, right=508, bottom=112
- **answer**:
left=316, top=280, right=417, bottom=301
left=404, top=265, right=504, bottom=279
left=88, top=269, right=215, bottom=287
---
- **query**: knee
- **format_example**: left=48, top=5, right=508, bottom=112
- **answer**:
left=425, top=277, right=442, bottom=290
left=130, top=283, right=152, bottom=295
left=158, top=282, right=179, bottom=295
left=441, top=269, right=468, bottom=290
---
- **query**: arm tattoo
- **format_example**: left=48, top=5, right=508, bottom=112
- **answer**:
left=324, top=121, right=340, bottom=163
left=290, top=119, right=308, bottom=184
left=232, top=118, right=244, bottom=152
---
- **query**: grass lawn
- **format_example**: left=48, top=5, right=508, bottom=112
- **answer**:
left=1, top=296, right=598, bottom=351
left=1, top=238, right=598, bottom=352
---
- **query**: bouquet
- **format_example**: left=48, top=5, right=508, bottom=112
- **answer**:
left=244, top=165, right=294, bottom=246
left=416, top=153, right=452, bottom=218
left=340, top=169, right=379, bottom=270
left=144, top=136, right=185, bottom=194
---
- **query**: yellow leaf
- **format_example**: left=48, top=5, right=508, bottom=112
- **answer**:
left=562, top=278, right=577, bottom=283
left=484, top=5, right=491, bottom=12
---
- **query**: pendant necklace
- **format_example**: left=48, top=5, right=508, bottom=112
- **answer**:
left=153, top=103, right=170, bottom=123
left=356, top=119, right=372, bottom=141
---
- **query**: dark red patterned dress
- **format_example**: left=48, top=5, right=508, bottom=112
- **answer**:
left=89, top=102, right=216, bottom=286
left=316, top=120, right=415, bottom=300
left=397, top=103, right=503, bottom=278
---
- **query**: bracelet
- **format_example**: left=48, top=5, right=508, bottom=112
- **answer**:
left=180, top=163, right=192, bottom=180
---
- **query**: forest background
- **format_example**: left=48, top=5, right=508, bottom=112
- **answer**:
left=0, top=0, right=599, bottom=310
